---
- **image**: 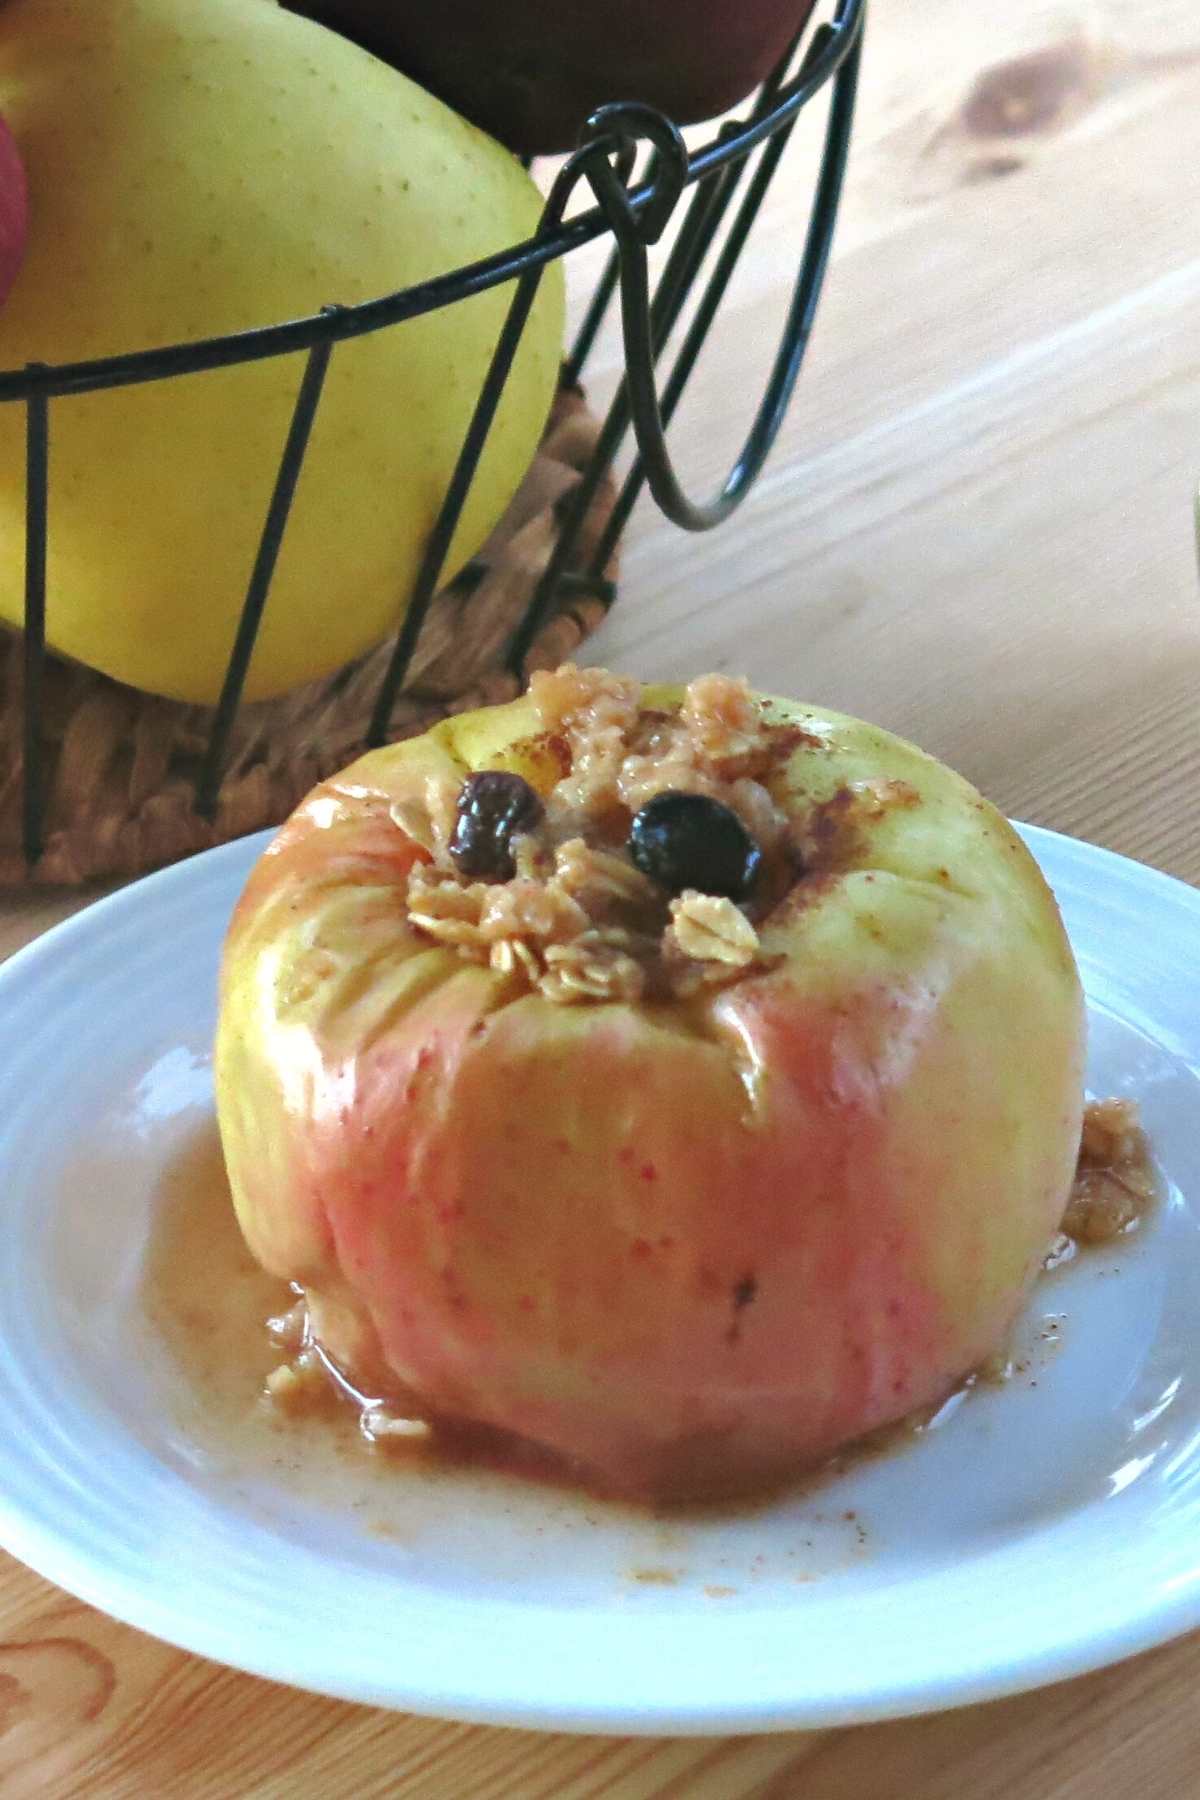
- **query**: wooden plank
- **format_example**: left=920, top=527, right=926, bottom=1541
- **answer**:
left=2, top=1, right=1198, bottom=1794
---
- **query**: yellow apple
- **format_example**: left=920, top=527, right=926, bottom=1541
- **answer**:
left=0, top=0, right=563, bottom=701
left=216, top=680, right=1086, bottom=1502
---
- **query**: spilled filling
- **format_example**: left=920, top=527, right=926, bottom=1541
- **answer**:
left=1044, top=1097, right=1157, bottom=1268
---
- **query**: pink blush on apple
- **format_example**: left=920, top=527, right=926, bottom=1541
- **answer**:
left=0, top=117, right=28, bottom=307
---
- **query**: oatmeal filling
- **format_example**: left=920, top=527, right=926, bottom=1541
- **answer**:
left=399, top=666, right=816, bottom=1004
left=1058, top=1097, right=1156, bottom=1247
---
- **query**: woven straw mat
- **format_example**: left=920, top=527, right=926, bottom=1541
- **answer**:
left=0, top=386, right=617, bottom=886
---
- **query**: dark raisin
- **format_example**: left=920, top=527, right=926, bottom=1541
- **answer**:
left=449, top=771, right=543, bottom=880
left=628, top=790, right=762, bottom=899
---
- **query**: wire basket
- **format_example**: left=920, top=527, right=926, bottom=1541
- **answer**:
left=3, top=0, right=865, bottom=880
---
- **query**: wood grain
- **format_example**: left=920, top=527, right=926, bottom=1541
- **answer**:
left=2, top=0, right=1198, bottom=1793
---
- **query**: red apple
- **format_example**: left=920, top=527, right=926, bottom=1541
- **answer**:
left=286, top=0, right=818, bottom=156
left=0, top=116, right=28, bottom=308
left=215, top=679, right=1085, bottom=1501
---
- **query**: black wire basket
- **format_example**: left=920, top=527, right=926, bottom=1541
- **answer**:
left=5, top=0, right=865, bottom=877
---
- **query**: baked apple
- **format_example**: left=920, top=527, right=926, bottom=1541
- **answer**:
left=216, top=668, right=1085, bottom=1501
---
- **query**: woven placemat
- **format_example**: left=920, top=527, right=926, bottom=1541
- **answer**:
left=0, top=386, right=617, bottom=887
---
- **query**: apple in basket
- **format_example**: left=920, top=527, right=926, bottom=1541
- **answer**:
left=216, top=669, right=1085, bottom=1502
left=0, top=0, right=563, bottom=703
left=286, top=0, right=819, bottom=156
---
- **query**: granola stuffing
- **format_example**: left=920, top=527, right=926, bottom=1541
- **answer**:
left=264, top=1348, right=329, bottom=1412
left=394, top=666, right=885, bottom=1005
left=540, top=936, right=647, bottom=1006
left=361, top=1407, right=433, bottom=1451
left=667, top=892, right=760, bottom=967
left=1061, top=1097, right=1157, bottom=1246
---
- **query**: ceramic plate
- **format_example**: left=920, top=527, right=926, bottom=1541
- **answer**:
left=0, top=825, right=1198, bottom=1734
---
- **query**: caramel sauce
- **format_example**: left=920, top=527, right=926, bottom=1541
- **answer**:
left=142, top=1126, right=283, bottom=1422
left=140, top=1124, right=446, bottom=1532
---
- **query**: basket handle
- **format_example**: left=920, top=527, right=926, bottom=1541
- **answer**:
left=582, top=20, right=864, bottom=534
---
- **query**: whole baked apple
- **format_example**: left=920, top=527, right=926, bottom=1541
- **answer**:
left=287, top=0, right=817, bottom=155
left=216, top=669, right=1085, bottom=1501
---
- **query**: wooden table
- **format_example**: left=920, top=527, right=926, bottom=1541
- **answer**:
left=3, top=1, right=1199, bottom=1792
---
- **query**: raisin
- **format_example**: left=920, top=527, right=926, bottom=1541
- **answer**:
left=449, top=771, right=543, bottom=880
left=628, top=790, right=762, bottom=899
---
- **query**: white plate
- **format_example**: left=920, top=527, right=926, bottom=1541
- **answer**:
left=0, top=824, right=1198, bottom=1735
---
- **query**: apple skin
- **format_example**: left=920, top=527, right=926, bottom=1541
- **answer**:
left=287, top=0, right=817, bottom=156
left=0, top=0, right=562, bottom=702
left=0, top=117, right=27, bottom=307
left=216, top=686, right=1085, bottom=1500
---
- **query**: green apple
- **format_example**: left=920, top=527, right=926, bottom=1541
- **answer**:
left=0, top=0, right=563, bottom=701
left=216, top=681, right=1085, bottom=1501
